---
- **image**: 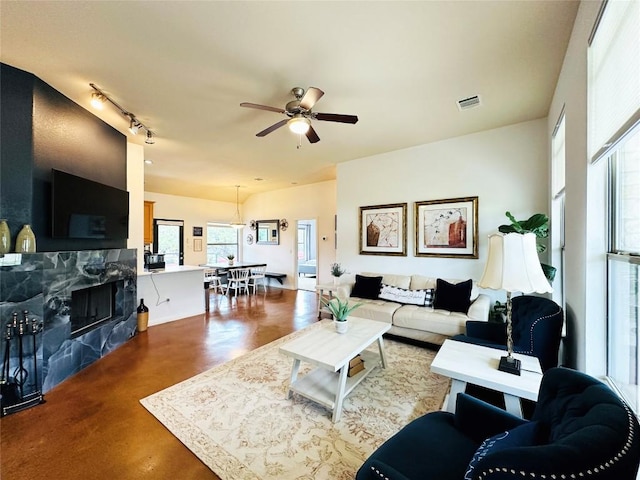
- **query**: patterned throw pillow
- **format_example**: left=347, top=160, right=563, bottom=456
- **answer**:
left=379, top=284, right=435, bottom=307
left=464, top=421, right=542, bottom=480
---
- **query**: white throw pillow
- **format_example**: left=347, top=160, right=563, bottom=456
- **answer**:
left=379, top=284, right=434, bottom=306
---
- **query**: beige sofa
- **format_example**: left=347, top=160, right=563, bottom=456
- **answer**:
left=337, top=272, right=491, bottom=345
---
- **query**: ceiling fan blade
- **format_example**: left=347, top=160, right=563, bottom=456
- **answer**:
left=314, top=113, right=359, bottom=124
left=305, top=125, right=320, bottom=144
left=256, top=119, right=288, bottom=137
left=240, top=102, right=285, bottom=114
left=299, top=87, right=324, bottom=111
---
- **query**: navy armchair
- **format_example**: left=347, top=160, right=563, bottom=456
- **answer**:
left=356, top=367, right=640, bottom=480
left=452, top=295, right=563, bottom=371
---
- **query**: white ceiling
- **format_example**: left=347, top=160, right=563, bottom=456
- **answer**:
left=0, top=1, right=579, bottom=203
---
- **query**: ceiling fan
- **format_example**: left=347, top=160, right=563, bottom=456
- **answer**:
left=240, top=87, right=358, bottom=144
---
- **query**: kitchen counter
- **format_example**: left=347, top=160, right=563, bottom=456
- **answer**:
left=138, top=264, right=205, bottom=276
left=137, top=264, right=206, bottom=326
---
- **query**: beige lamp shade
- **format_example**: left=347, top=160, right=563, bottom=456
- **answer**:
left=479, top=232, right=552, bottom=294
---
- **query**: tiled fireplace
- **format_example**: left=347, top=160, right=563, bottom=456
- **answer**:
left=0, top=248, right=137, bottom=403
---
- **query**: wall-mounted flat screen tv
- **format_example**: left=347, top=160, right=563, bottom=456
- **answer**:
left=51, top=169, right=129, bottom=240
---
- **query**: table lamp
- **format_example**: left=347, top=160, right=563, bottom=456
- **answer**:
left=478, top=232, right=552, bottom=375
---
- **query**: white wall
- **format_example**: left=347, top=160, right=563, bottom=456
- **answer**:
left=127, top=143, right=145, bottom=272
left=242, top=181, right=337, bottom=287
left=144, top=191, right=237, bottom=266
left=337, top=119, right=549, bottom=293
left=547, top=0, right=603, bottom=374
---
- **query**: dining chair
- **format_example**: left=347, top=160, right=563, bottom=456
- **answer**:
left=248, top=265, right=267, bottom=294
left=226, top=268, right=249, bottom=296
left=204, top=269, right=225, bottom=294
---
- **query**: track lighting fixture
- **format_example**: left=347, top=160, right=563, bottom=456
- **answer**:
left=89, top=83, right=156, bottom=143
left=128, top=119, right=140, bottom=135
left=90, top=92, right=106, bottom=109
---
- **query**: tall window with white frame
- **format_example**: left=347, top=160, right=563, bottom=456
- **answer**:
left=206, top=223, right=239, bottom=264
left=551, top=109, right=566, bottom=310
left=607, top=127, right=640, bottom=411
left=588, top=0, right=640, bottom=411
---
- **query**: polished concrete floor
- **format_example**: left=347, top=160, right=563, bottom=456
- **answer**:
left=1, top=288, right=319, bottom=480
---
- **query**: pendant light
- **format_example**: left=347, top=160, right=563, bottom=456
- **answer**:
left=230, top=185, right=245, bottom=229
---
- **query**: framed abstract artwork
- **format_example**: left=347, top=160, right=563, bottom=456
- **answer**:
left=415, top=196, right=478, bottom=258
left=359, top=203, right=407, bottom=256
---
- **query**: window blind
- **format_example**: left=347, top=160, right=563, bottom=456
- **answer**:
left=588, top=0, right=640, bottom=163
left=551, top=111, right=566, bottom=197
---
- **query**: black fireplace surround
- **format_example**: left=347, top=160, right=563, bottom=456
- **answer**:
left=0, top=249, right=136, bottom=396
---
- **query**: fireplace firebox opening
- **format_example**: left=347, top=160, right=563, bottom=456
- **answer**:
left=70, top=282, right=118, bottom=338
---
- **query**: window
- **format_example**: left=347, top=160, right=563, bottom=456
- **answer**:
left=206, top=223, right=238, bottom=264
left=551, top=111, right=566, bottom=308
left=607, top=126, right=640, bottom=411
left=298, top=225, right=310, bottom=261
left=589, top=0, right=640, bottom=411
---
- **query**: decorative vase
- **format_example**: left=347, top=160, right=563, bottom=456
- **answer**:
left=228, top=259, right=234, bottom=266
left=0, top=219, right=10, bottom=254
left=16, top=224, right=36, bottom=253
left=334, top=319, right=348, bottom=334
left=333, top=276, right=340, bottom=286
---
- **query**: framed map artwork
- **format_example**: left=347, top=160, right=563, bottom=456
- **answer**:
left=359, top=203, right=407, bottom=256
left=415, top=196, right=478, bottom=258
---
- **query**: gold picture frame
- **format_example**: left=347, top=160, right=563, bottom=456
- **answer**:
left=359, top=203, right=407, bottom=256
left=414, top=196, right=478, bottom=258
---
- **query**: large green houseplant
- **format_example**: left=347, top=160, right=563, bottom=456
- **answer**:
left=498, top=211, right=556, bottom=282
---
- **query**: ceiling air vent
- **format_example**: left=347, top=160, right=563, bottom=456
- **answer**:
left=457, top=95, right=482, bottom=111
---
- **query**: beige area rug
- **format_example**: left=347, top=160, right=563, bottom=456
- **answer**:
left=140, top=321, right=451, bottom=480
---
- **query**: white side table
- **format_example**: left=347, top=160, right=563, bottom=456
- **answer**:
left=430, top=339, right=543, bottom=418
left=315, top=283, right=340, bottom=319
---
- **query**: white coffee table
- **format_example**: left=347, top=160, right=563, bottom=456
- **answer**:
left=430, top=339, right=543, bottom=418
left=279, top=317, right=391, bottom=422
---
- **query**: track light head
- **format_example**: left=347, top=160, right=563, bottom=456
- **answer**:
left=129, top=119, right=140, bottom=135
left=145, top=131, right=155, bottom=145
left=90, top=92, right=106, bottom=110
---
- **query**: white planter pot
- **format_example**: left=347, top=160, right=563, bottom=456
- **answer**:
left=333, top=276, right=340, bottom=286
left=334, top=320, right=348, bottom=334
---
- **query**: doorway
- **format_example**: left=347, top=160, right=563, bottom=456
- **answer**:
left=153, top=219, right=184, bottom=266
left=296, top=219, right=317, bottom=292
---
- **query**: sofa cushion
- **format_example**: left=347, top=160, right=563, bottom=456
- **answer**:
left=363, top=272, right=411, bottom=289
left=348, top=298, right=401, bottom=323
left=393, top=305, right=469, bottom=337
left=351, top=274, right=383, bottom=299
left=379, top=284, right=434, bottom=306
left=464, top=421, right=543, bottom=480
left=434, top=278, right=472, bottom=313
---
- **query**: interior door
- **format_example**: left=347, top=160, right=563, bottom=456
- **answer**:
left=296, top=219, right=317, bottom=291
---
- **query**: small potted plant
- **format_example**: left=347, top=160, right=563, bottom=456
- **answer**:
left=227, top=254, right=235, bottom=266
left=330, top=262, right=346, bottom=286
left=321, top=297, right=362, bottom=333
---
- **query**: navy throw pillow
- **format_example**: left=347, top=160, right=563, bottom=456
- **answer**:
left=464, top=421, right=542, bottom=480
left=350, top=275, right=383, bottom=300
left=434, top=278, right=472, bottom=313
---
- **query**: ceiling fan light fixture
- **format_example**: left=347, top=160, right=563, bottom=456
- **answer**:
left=288, top=115, right=310, bottom=134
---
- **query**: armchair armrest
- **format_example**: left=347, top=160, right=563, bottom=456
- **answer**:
left=465, top=321, right=506, bottom=343
left=454, top=393, right=527, bottom=444
left=467, top=294, right=490, bottom=321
